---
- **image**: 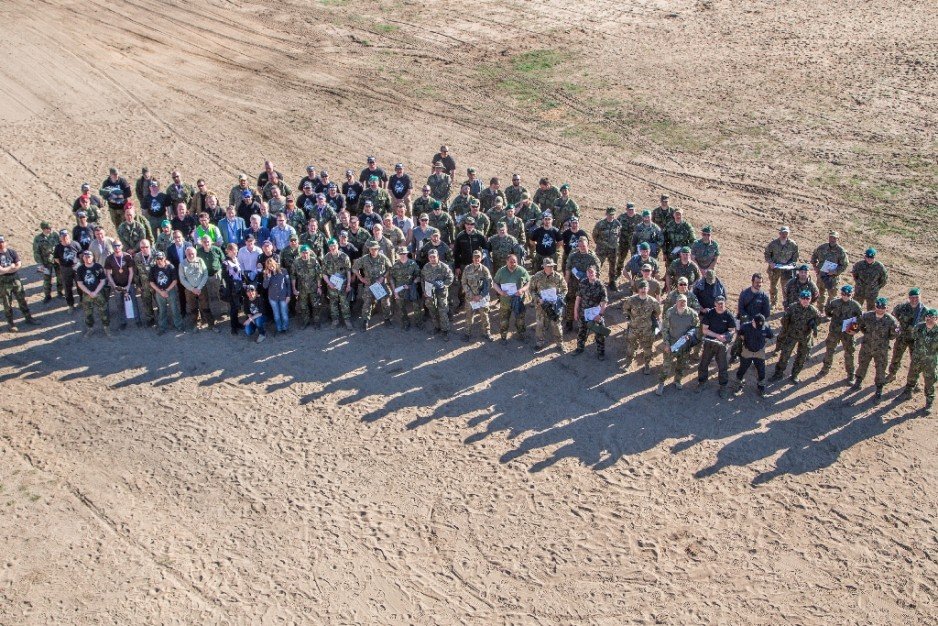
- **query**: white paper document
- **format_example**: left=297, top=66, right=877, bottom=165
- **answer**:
left=369, top=282, right=388, bottom=299
left=329, top=273, right=345, bottom=290
left=773, top=263, right=796, bottom=271
left=584, top=306, right=601, bottom=322
left=842, top=316, right=857, bottom=332
left=671, top=335, right=688, bottom=353
left=470, top=297, right=490, bottom=310
left=501, top=283, right=518, bottom=296
left=539, top=288, right=558, bottom=303
left=424, top=281, right=435, bottom=295
left=671, top=246, right=682, bottom=256
left=394, top=285, right=407, bottom=294
left=820, top=260, right=839, bottom=274
left=571, top=268, right=584, bottom=280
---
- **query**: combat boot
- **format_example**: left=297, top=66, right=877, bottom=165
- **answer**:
left=850, top=377, right=862, bottom=391
left=642, top=363, right=651, bottom=375
left=769, top=368, right=783, bottom=382
left=885, top=371, right=897, bottom=384
left=873, top=385, right=883, bottom=401
left=818, top=364, right=831, bottom=377
left=718, top=385, right=729, bottom=399
left=757, top=383, right=766, bottom=397
left=897, top=387, right=913, bottom=402
left=925, top=398, right=934, bottom=415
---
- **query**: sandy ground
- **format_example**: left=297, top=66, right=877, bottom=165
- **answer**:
left=0, top=0, right=936, bottom=623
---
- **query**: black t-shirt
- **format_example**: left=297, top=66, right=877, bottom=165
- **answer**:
left=339, top=243, right=361, bottom=262
left=314, top=181, right=330, bottom=195
left=388, top=174, right=412, bottom=200
left=342, top=182, right=364, bottom=208
left=100, top=177, right=131, bottom=208
left=54, top=242, right=82, bottom=268
left=77, top=263, right=106, bottom=292
left=145, top=192, right=170, bottom=218
left=72, top=225, right=94, bottom=250
left=326, top=193, right=345, bottom=213
left=297, top=193, right=319, bottom=216
left=105, top=254, right=133, bottom=287
left=0, top=249, right=20, bottom=273
left=702, top=309, right=736, bottom=335
left=531, top=227, right=561, bottom=257
left=359, top=167, right=388, bottom=185
left=562, top=229, right=588, bottom=253
left=244, top=295, right=264, bottom=317
left=432, top=153, right=457, bottom=175
left=360, top=212, right=382, bottom=232
left=171, top=215, right=196, bottom=238
left=149, top=263, right=177, bottom=289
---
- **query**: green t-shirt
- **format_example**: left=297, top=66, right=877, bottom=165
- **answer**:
left=493, top=265, right=530, bottom=302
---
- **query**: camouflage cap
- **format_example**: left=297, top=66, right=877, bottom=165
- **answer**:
left=471, top=249, right=482, bottom=257
left=641, top=263, right=652, bottom=271
left=705, top=269, right=716, bottom=281
left=464, top=217, right=476, bottom=225
left=238, top=173, right=248, bottom=180
left=397, top=246, right=409, bottom=255
left=578, top=235, right=589, bottom=243
left=677, top=277, right=689, bottom=285
left=676, top=294, right=688, bottom=302
left=909, top=287, right=921, bottom=296
left=367, top=241, right=379, bottom=249
left=875, top=297, right=888, bottom=308
left=542, top=258, right=556, bottom=267
left=154, top=251, right=165, bottom=259
left=829, top=230, right=839, bottom=238
left=289, top=234, right=298, bottom=241
left=637, top=280, right=648, bottom=289
left=467, top=167, right=476, bottom=174
left=433, top=161, right=444, bottom=169
left=701, top=225, right=713, bottom=234
left=521, top=192, right=531, bottom=200
left=779, top=226, right=790, bottom=233
left=58, top=229, right=68, bottom=237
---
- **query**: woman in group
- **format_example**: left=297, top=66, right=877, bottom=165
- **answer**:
left=222, top=243, right=244, bottom=335
left=262, top=257, right=291, bottom=333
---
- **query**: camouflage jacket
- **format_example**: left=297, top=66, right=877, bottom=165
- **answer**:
left=631, top=222, right=663, bottom=249
left=449, top=194, right=473, bottom=217
left=504, top=184, right=528, bottom=207
left=663, top=220, right=696, bottom=253
left=485, top=208, right=507, bottom=233
left=652, top=205, right=675, bottom=228
left=421, top=261, right=454, bottom=291
left=488, top=234, right=519, bottom=264
left=280, top=245, right=301, bottom=273
left=667, top=259, right=701, bottom=286
left=664, top=289, right=700, bottom=312
left=133, top=252, right=157, bottom=288
left=576, top=278, right=607, bottom=311
left=764, top=237, right=799, bottom=265
left=784, top=277, right=819, bottom=308
left=299, top=230, right=328, bottom=260
left=781, top=302, right=821, bottom=338
left=811, top=243, right=848, bottom=275
left=389, top=259, right=420, bottom=289
left=359, top=187, right=392, bottom=215
left=552, top=197, right=579, bottom=229
left=893, top=301, right=928, bottom=340
left=428, top=211, right=456, bottom=244
left=322, top=251, right=352, bottom=285
left=911, top=322, right=938, bottom=363
left=631, top=276, right=662, bottom=300
left=461, top=263, right=492, bottom=297
left=529, top=270, right=567, bottom=301
left=623, top=295, right=662, bottom=331
left=662, top=306, right=699, bottom=343
left=825, top=297, right=863, bottom=331
left=617, top=212, right=643, bottom=247
left=565, top=250, right=601, bottom=279
left=117, top=220, right=148, bottom=252
left=532, top=186, right=561, bottom=214
left=502, top=216, right=524, bottom=243
left=857, top=311, right=900, bottom=351
left=592, top=218, right=622, bottom=255
left=32, top=232, right=57, bottom=266
left=479, top=188, right=506, bottom=213
left=353, top=253, right=392, bottom=282
left=426, top=174, right=452, bottom=205
left=626, top=254, right=660, bottom=278
left=690, top=239, right=719, bottom=270
left=292, top=256, right=323, bottom=291
left=851, top=260, right=888, bottom=297
left=412, top=195, right=434, bottom=217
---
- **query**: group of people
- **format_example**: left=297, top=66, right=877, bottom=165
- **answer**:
left=4, top=147, right=935, bottom=415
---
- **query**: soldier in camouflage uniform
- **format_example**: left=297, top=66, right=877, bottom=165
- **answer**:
left=849, top=297, right=900, bottom=399
left=154, top=220, right=174, bottom=254
left=504, top=174, right=528, bottom=207
left=492, top=254, right=530, bottom=342
left=502, top=205, right=525, bottom=245
left=529, top=258, right=567, bottom=352
left=665, top=247, right=700, bottom=292
left=663, top=277, right=701, bottom=312
left=291, top=245, right=323, bottom=329
left=0, top=237, right=39, bottom=332
left=810, top=230, right=849, bottom=310
left=897, top=308, right=937, bottom=414
left=662, top=208, right=696, bottom=266
left=622, top=280, right=662, bottom=373
left=359, top=176, right=393, bottom=215
left=353, top=241, right=393, bottom=330
left=622, top=243, right=660, bottom=294
left=321, top=239, right=353, bottom=329
left=615, top=203, right=642, bottom=277
left=632, top=264, right=662, bottom=301
left=763, top=226, right=799, bottom=310
left=651, top=194, right=675, bottom=229
left=449, top=185, right=474, bottom=220
left=280, top=236, right=301, bottom=275
left=421, top=248, right=454, bottom=339
left=564, top=236, right=601, bottom=330
left=784, top=264, right=820, bottom=309
left=485, top=198, right=508, bottom=237
left=479, top=178, right=507, bottom=213
left=75, top=249, right=109, bottom=336
left=133, top=240, right=157, bottom=327
left=851, top=247, right=888, bottom=311
left=819, top=284, right=863, bottom=381
left=389, top=247, right=421, bottom=329
left=412, top=185, right=435, bottom=221
left=592, top=207, right=622, bottom=289
left=553, top=184, right=579, bottom=231
left=631, top=211, right=664, bottom=259
left=770, top=290, right=821, bottom=384
left=461, top=249, right=493, bottom=342
left=32, top=221, right=60, bottom=302
left=657, top=295, right=700, bottom=394
left=117, top=207, right=149, bottom=255
left=428, top=201, right=455, bottom=245
left=532, top=177, right=561, bottom=217
left=573, top=265, right=608, bottom=359
left=888, top=288, right=928, bottom=383
left=299, top=219, right=328, bottom=261
left=426, top=162, right=452, bottom=210
left=465, top=201, right=490, bottom=239
left=487, top=222, right=519, bottom=276
left=690, top=226, right=720, bottom=272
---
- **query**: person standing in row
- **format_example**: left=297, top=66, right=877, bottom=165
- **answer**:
left=851, top=297, right=900, bottom=400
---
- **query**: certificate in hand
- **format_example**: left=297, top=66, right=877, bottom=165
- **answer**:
left=584, top=306, right=601, bottom=322
left=539, top=288, right=557, bottom=303
left=369, top=282, right=388, bottom=300
left=329, top=273, right=345, bottom=290
left=501, top=283, right=518, bottom=296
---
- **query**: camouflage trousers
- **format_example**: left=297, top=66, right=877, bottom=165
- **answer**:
left=576, top=320, right=605, bottom=354
left=296, top=288, right=321, bottom=325
left=534, top=305, right=562, bottom=345
left=39, top=263, right=62, bottom=298
left=108, top=207, right=124, bottom=231
left=659, top=347, right=692, bottom=384
left=361, top=286, right=391, bottom=323
left=82, top=293, right=110, bottom=329
left=775, top=335, right=812, bottom=376
left=767, top=268, right=790, bottom=309
left=498, top=299, right=525, bottom=337
left=392, top=293, right=420, bottom=326
left=905, top=355, right=936, bottom=400
left=0, top=276, right=30, bottom=323
left=816, top=275, right=840, bottom=310
left=464, top=300, right=491, bottom=337
left=597, top=251, right=617, bottom=284
left=624, top=326, right=656, bottom=366
left=326, top=287, right=351, bottom=322
left=137, top=282, right=155, bottom=325
left=856, top=345, right=889, bottom=387
left=564, top=279, right=579, bottom=323
left=425, top=289, right=450, bottom=331
left=889, top=335, right=914, bottom=377
left=822, top=330, right=856, bottom=375
left=856, top=290, right=881, bottom=312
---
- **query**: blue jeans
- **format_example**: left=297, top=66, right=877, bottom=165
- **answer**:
left=154, top=288, right=183, bottom=331
left=245, top=315, right=267, bottom=337
left=269, top=298, right=289, bottom=331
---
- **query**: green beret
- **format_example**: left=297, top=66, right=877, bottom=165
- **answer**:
left=702, top=225, right=713, bottom=234
left=160, top=219, right=171, bottom=227
left=641, top=210, right=651, bottom=217
left=326, top=238, right=337, bottom=246
left=875, top=297, right=888, bottom=308
left=680, top=246, right=691, bottom=254
left=865, top=247, right=876, bottom=257
left=925, top=308, right=937, bottom=317
left=909, top=287, right=920, bottom=296
left=299, top=245, right=311, bottom=252
left=559, top=183, right=570, bottom=191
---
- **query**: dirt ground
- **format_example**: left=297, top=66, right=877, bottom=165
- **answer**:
left=0, top=0, right=936, bottom=623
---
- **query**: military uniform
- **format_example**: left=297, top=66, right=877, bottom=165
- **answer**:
left=322, top=251, right=352, bottom=324
left=889, top=300, right=928, bottom=380
left=493, top=265, right=530, bottom=339
left=784, top=277, right=819, bottom=309
left=564, top=249, right=601, bottom=324
left=0, top=247, right=35, bottom=327
left=504, top=184, right=528, bottom=207
left=810, top=242, right=848, bottom=309
left=353, top=253, right=392, bottom=325
left=615, top=211, right=643, bottom=276
left=359, top=187, right=392, bottom=215
left=485, top=208, right=507, bottom=235
left=575, top=278, right=608, bottom=356
left=652, top=205, right=675, bottom=229
left=662, top=220, right=695, bottom=264
left=479, top=188, right=506, bottom=213
left=421, top=261, right=454, bottom=333
left=690, top=238, right=719, bottom=271
left=461, top=263, right=492, bottom=339
left=76, top=262, right=110, bottom=330
left=299, top=230, right=328, bottom=260
left=903, top=321, right=937, bottom=410
left=854, top=310, right=900, bottom=389
left=412, top=195, right=434, bottom=219
left=292, top=256, right=324, bottom=327
left=428, top=211, right=456, bottom=245
left=532, top=185, right=561, bottom=216
left=426, top=173, right=452, bottom=208
left=469, top=212, right=490, bottom=239
left=622, top=294, right=661, bottom=369
left=529, top=269, right=567, bottom=348
left=502, top=216, right=524, bottom=245
left=133, top=251, right=157, bottom=326
left=487, top=234, right=519, bottom=276
left=449, top=194, right=473, bottom=219
left=592, top=218, right=622, bottom=285
left=552, top=197, right=579, bottom=230
left=659, top=305, right=700, bottom=386
left=773, top=302, right=821, bottom=380
left=117, top=220, right=148, bottom=254
left=663, top=288, right=700, bottom=312
left=852, top=260, right=888, bottom=311
left=389, top=258, right=421, bottom=328
left=821, top=296, right=863, bottom=377
left=32, top=230, right=60, bottom=300
left=764, top=237, right=799, bottom=308
left=667, top=259, right=701, bottom=290
left=631, top=222, right=664, bottom=258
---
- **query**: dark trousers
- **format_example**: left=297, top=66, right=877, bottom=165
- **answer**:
left=737, top=357, right=766, bottom=385
left=698, top=339, right=729, bottom=385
